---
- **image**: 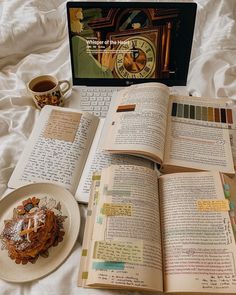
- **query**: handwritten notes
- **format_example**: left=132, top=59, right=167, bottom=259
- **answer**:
left=201, top=275, right=236, bottom=290
left=197, top=199, right=230, bottom=212
left=93, top=240, right=143, bottom=264
left=101, top=203, right=132, bottom=216
left=43, top=110, right=81, bottom=142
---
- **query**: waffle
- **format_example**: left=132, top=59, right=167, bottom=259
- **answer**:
left=0, top=197, right=66, bottom=264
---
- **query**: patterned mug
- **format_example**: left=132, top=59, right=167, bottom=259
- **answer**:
left=27, top=75, right=71, bottom=109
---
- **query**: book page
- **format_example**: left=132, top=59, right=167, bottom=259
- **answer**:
left=8, top=106, right=99, bottom=194
left=223, top=173, right=236, bottom=250
left=75, top=119, right=154, bottom=203
left=229, top=128, right=236, bottom=168
left=103, top=83, right=170, bottom=164
left=159, top=171, right=236, bottom=293
left=163, top=95, right=235, bottom=175
left=229, top=103, right=236, bottom=168
left=80, top=165, right=163, bottom=292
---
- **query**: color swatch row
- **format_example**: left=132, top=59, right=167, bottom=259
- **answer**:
left=171, top=103, right=233, bottom=124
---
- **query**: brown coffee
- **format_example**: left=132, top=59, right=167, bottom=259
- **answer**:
left=32, top=80, right=56, bottom=92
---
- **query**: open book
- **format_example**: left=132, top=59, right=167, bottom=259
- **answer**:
left=8, top=83, right=235, bottom=202
left=103, top=83, right=235, bottom=175
left=79, top=164, right=236, bottom=293
left=8, top=105, right=152, bottom=203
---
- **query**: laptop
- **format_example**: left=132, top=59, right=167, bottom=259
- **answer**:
left=66, top=1, right=197, bottom=117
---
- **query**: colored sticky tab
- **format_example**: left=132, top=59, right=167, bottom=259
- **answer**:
left=224, top=190, right=231, bottom=198
left=87, top=209, right=92, bottom=216
left=96, top=216, right=103, bottom=224
left=103, top=185, right=108, bottom=194
left=93, top=240, right=143, bottom=264
left=230, top=202, right=235, bottom=210
left=101, top=203, right=132, bottom=216
left=197, top=199, right=230, bottom=212
left=223, top=183, right=230, bottom=191
left=82, top=249, right=88, bottom=256
left=92, top=261, right=125, bottom=270
left=92, top=175, right=101, bottom=181
left=232, top=224, right=236, bottom=233
left=103, top=188, right=131, bottom=196
left=116, top=104, right=136, bottom=112
left=82, top=272, right=88, bottom=279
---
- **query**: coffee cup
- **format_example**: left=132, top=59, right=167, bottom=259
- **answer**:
left=27, top=75, right=71, bottom=109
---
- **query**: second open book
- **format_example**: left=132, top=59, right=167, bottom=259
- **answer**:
left=103, top=83, right=235, bottom=175
left=79, top=164, right=236, bottom=293
left=8, top=83, right=235, bottom=203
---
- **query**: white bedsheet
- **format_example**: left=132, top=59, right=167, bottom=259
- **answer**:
left=0, top=0, right=236, bottom=294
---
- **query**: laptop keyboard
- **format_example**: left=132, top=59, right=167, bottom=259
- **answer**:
left=80, top=87, right=121, bottom=118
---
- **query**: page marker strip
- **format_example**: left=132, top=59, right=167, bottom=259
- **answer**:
left=223, top=183, right=231, bottom=199
left=96, top=216, right=103, bottom=224
left=87, top=210, right=92, bottom=216
left=82, top=272, right=88, bottom=279
left=82, top=249, right=88, bottom=256
left=94, top=188, right=100, bottom=204
left=230, top=202, right=235, bottom=210
left=92, top=175, right=101, bottom=181
left=101, top=203, right=132, bottom=216
left=197, top=199, right=230, bottom=212
left=93, top=240, right=143, bottom=264
left=224, top=183, right=230, bottom=191
left=103, top=189, right=131, bottom=196
left=116, top=104, right=136, bottom=112
left=92, top=261, right=125, bottom=270
left=222, top=182, right=236, bottom=235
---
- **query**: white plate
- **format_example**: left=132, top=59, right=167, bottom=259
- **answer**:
left=0, top=183, right=80, bottom=283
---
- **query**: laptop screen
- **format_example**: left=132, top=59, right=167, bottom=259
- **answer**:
left=67, top=2, right=197, bottom=87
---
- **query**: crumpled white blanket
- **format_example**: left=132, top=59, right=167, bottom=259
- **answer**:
left=0, top=0, right=236, bottom=294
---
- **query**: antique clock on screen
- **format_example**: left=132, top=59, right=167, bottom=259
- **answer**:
left=109, top=9, right=159, bottom=79
left=114, top=35, right=156, bottom=79
left=88, top=8, right=176, bottom=80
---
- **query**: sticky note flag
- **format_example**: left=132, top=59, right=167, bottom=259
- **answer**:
left=92, top=261, right=125, bottom=270
left=223, top=183, right=231, bottom=198
left=96, top=216, right=103, bottom=224
left=92, top=174, right=101, bottom=181
left=103, top=188, right=131, bottom=196
left=82, top=272, right=88, bottom=279
left=230, top=201, right=235, bottom=210
left=93, top=240, right=143, bottom=264
left=197, top=199, right=230, bottom=212
left=223, top=183, right=230, bottom=191
left=87, top=209, right=92, bottom=216
left=101, top=203, right=132, bottom=216
left=116, top=104, right=136, bottom=112
left=224, top=190, right=231, bottom=198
